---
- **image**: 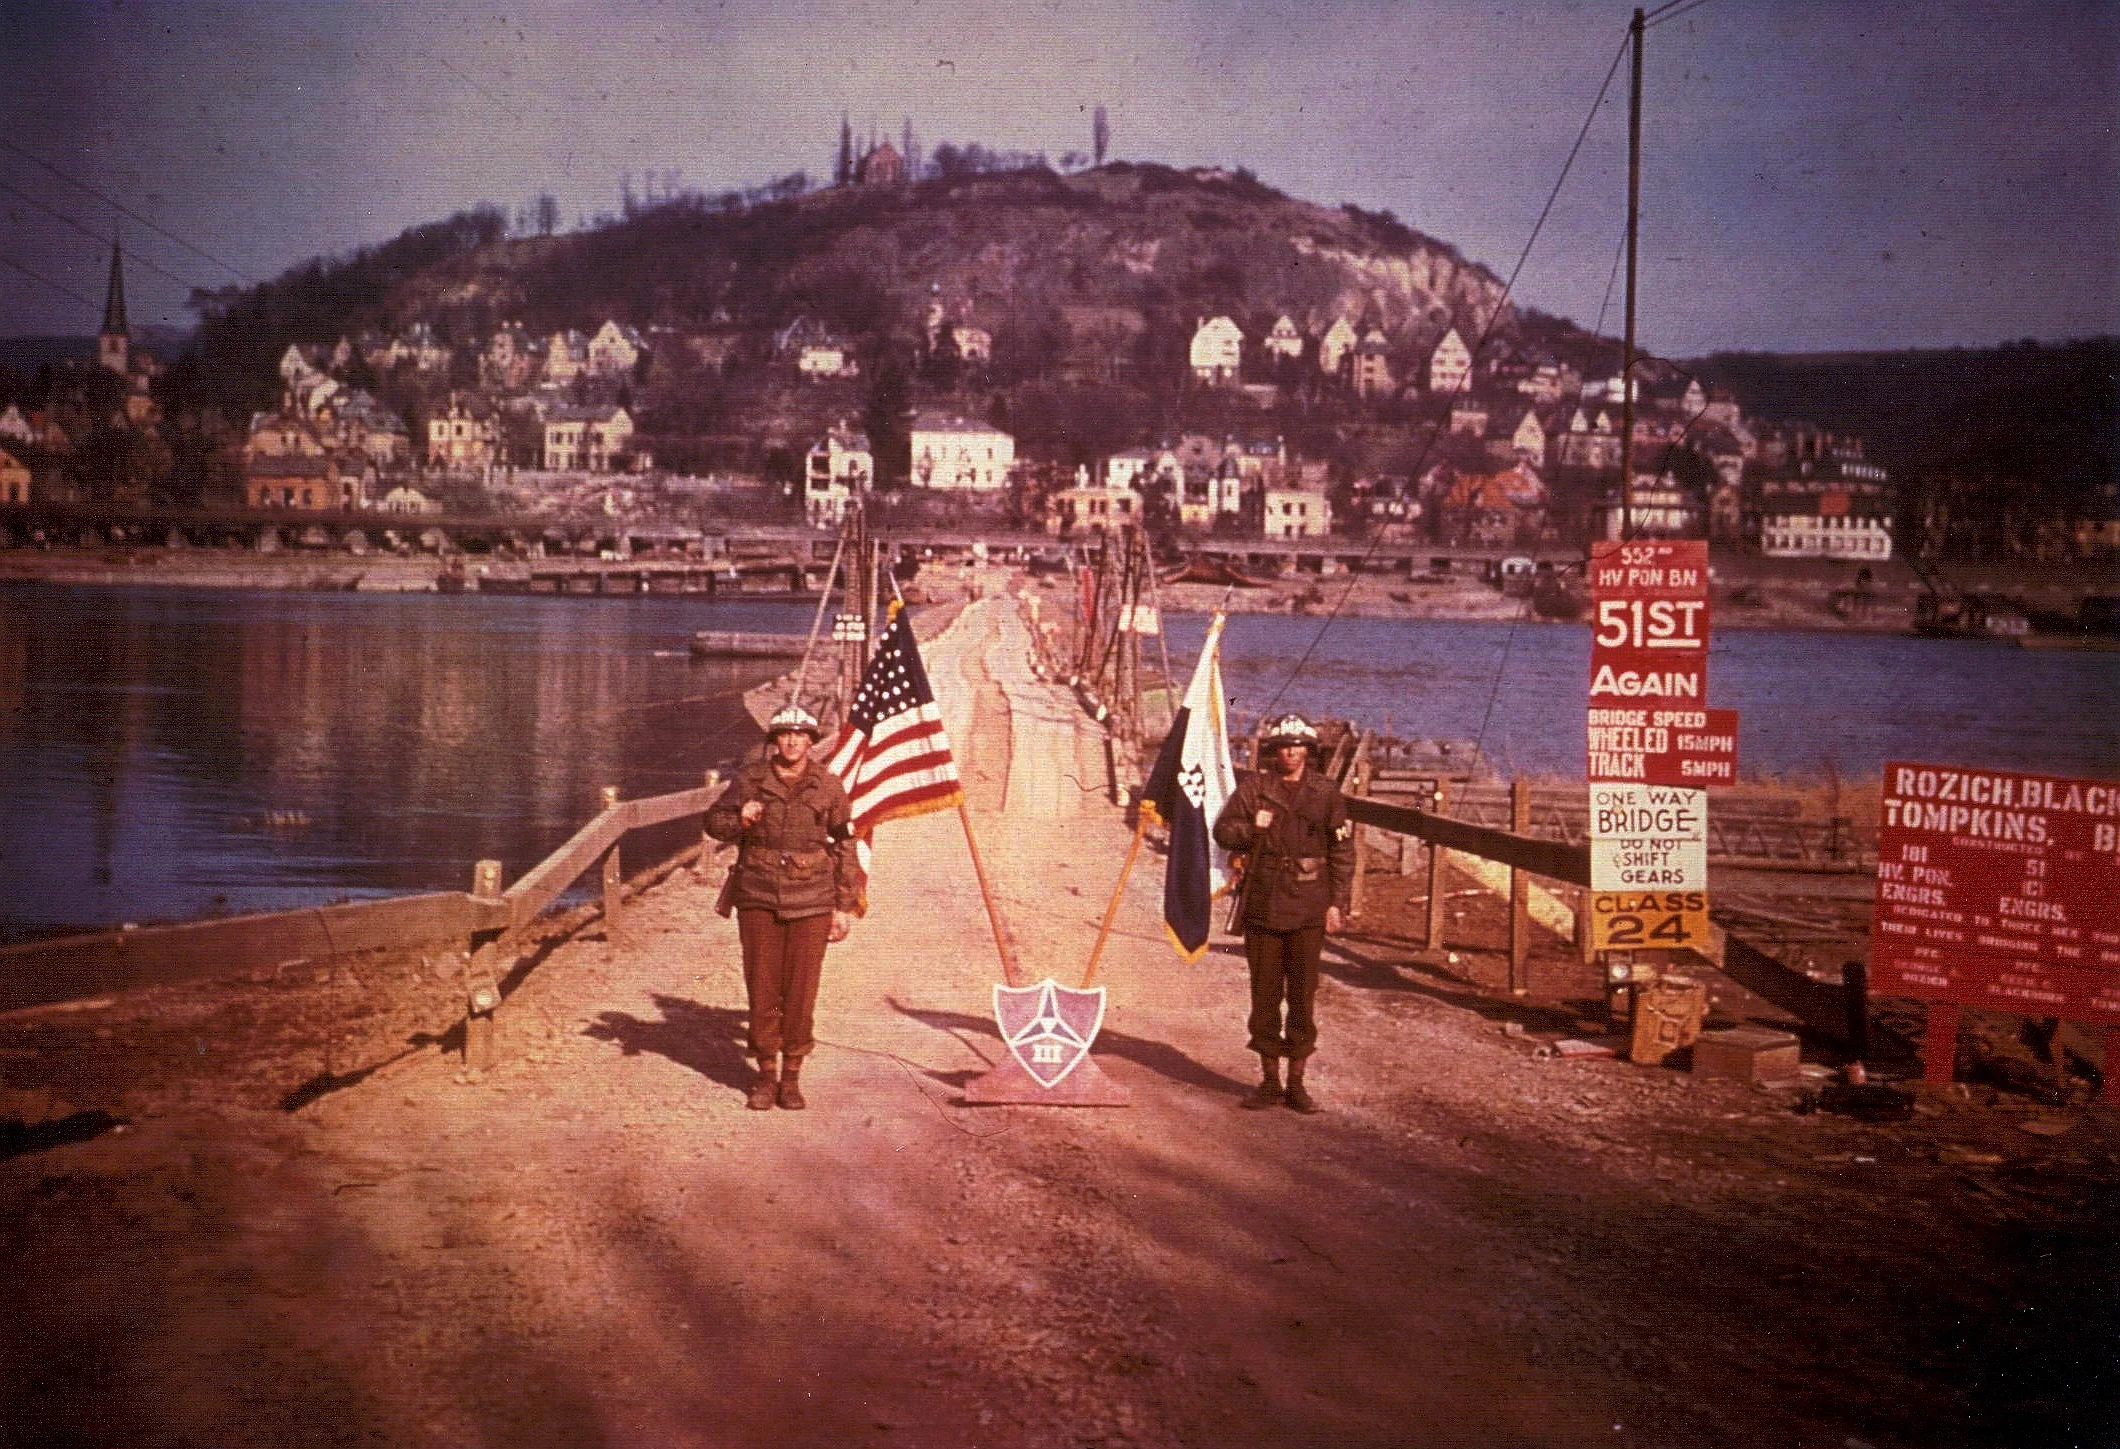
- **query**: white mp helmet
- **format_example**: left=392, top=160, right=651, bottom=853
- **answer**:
left=765, top=704, right=823, bottom=739
left=1260, top=713, right=1320, bottom=749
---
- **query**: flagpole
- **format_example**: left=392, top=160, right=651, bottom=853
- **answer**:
left=954, top=796, right=1025, bottom=988
left=1081, top=809, right=1149, bottom=989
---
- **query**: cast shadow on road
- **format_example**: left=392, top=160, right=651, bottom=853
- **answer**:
left=1321, top=933, right=1599, bottom=1036
left=581, top=993, right=753, bottom=1096
left=884, top=997, right=1250, bottom=1097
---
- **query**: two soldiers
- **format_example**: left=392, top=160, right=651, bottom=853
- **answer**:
left=1212, top=714, right=1355, bottom=1113
left=705, top=706, right=862, bottom=1111
left=707, top=707, right=1349, bottom=1117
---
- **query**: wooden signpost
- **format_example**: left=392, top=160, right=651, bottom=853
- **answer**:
left=1584, top=541, right=1735, bottom=958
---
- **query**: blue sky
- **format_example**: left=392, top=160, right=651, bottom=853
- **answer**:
left=1, top=0, right=2114, bottom=354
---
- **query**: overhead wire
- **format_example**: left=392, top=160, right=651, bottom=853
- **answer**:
left=1646, top=0, right=1715, bottom=29
left=1, top=254, right=101, bottom=311
left=0, top=179, right=215, bottom=295
left=0, top=138, right=255, bottom=284
left=1253, top=26, right=1632, bottom=722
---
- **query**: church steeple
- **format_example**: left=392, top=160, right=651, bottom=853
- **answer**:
left=98, top=238, right=129, bottom=375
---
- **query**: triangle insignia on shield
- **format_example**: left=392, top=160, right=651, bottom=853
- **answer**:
left=993, top=978, right=1106, bottom=1089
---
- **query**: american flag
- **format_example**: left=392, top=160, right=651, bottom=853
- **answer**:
left=821, top=606, right=963, bottom=840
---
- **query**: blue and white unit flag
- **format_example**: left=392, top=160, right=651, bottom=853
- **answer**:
left=1140, top=613, right=1236, bottom=959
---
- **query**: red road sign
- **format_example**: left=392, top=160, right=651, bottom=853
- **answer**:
left=1587, top=706, right=1740, bottom=786
left=1588, top=540, right=1709, bottom=706
left=1871, top=761, right=2120, bottom=1026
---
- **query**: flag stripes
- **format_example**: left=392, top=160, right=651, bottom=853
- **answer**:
left=822, top=608, right=964, bottom=844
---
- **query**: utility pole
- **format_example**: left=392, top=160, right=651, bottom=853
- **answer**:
left=1618, top=6, right=1645, bottom=542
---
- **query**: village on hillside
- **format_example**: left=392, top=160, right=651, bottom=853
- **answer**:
left=1, top=155, right=2112, bottom=582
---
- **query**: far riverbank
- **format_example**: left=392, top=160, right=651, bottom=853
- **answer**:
left=8, top=543, right=2115, bottom=635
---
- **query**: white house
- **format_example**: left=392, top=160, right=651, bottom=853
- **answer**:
left=1048, top=467, right=1143, bottom=537
left=804, top=426, right=871, bottom=527
left=425, top=395, right=494, bottom=472
left=1592, top=478, right=1701, bottom=540
left=587, top=321, right=646, bottom=377
left=1104, top=448, right=1154, bottom=492
left=1757, top=489, right=1894, bottom=561
left=1262, top=315, right=1304, bottom=361
left=909, top=412, right=1014, bottom=491
left=1189, top=316, right=1244, bottom=386
left=1317, top=318, right=1359, bottom=378
left=1262, top=486, right=1331, bottom=539
left=542, top=405, right=634, bottom=472
left=544, top=330, right=589, bottom=384
left=378, top=485, right=440, bottom=515
left=1427, top=328, right=1472, bottom=394
left=798, top=341, right=860, bottom=380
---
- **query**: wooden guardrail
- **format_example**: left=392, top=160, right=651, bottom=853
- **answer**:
left=1340, top=788, right=1872, bottom=1047
left=0, top=774, right=727, bottom=1055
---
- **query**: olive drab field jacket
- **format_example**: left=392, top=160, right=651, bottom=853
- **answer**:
left=1212, top=767, right=1356, bottom=932
left=705, top=760, right=864, bottom=920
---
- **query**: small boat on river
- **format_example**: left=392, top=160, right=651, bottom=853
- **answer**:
left=690, top=630, right=811, bottom=660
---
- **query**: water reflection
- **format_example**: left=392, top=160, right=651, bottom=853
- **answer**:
left=0, top=584, right=805, bottom=938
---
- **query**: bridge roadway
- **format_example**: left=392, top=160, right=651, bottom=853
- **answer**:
left=0, top=595, right=2023, bottom=1449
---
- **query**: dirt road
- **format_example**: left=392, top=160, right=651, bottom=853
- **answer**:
left=3, top=598, right=2114, bottom=1448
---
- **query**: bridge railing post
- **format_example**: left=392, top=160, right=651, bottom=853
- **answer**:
left=464, top=858, right=505, bottom=1072
left=1424, top=779, right=1450, bottom=952
left=599, top=785, right=626, bottom=947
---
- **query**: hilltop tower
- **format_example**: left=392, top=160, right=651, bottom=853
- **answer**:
left=98, top=238, right=129, bottom=376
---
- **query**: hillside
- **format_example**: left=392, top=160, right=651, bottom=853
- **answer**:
left=189, top=163, right=1523, bottom=403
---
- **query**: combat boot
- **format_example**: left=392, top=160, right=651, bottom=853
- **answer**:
left=777, top=1061, right=807, bottom=1111
left=746, top=1059, right=780, bottom=1111
left=1241, top=1055, right=1283, bottom=1110
left=1284, top=1059, right=1321, bottom=1114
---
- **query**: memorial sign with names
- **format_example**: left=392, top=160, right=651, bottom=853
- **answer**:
left=1871, top=761, right=2120, bottom=1027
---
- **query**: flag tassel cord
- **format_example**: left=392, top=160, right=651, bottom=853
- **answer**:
left=1080, top=809, right=1150, bottom=990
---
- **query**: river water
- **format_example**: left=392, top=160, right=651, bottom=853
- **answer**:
left=1162, top=612, right=2120, bottom=780
left=3, top=584, right=2115, bottom=939
left=0, top=583, right=809, bottom=940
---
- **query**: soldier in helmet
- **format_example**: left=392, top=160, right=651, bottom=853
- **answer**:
left=705, top=705, right=862, bottom=1110
left=1212, top=714, right=1354, bottom=1113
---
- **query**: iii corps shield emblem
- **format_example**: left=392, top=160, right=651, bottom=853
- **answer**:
left=962, top=978, right=1130, bottom=1106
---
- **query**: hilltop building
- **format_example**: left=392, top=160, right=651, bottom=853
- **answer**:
left=1189, top=316, right=1243, bottom=386
left=856, top=140, right=906, bottom=186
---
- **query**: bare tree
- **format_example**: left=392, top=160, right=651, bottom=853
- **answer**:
left=1092, top=104, right=1109, bottom=166
left=534, top=191, right=560, bottom=236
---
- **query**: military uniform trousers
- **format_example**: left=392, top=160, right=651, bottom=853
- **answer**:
left=737, top=908, right=832, bottom=1064
left=1244, top=921, right=1325, bottom=1061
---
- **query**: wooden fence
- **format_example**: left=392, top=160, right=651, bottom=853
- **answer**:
left=0, top=773, right=726, bottom=1065
left=1301, top=724, right=1871, bottom=1048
